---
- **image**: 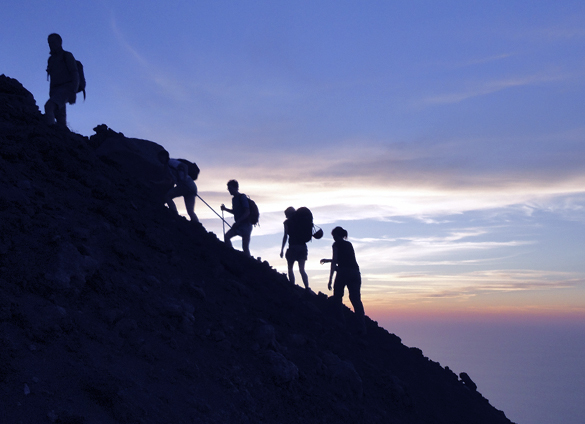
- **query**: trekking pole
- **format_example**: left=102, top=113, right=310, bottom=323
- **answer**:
left=222, top=209, right=226, bottom=239
left=196, top=194, right=231, bottom=228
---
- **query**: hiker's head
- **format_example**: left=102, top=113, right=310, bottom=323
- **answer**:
left=227, top=179, right=239, bottom=195
left=47, top=33, right=63, bottom=53
left=157, top=149, right=169, bottom=164
left=331, top=226, right=348, bottom=241
left=284, top=207, right=295, bottom=218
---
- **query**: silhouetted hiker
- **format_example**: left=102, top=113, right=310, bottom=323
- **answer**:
left=221, top=180, right=252, bottom=257
left=321, top=226, right=366, bottom=334
left=280, top=207, right=310, bottom=289
left=44, top=33, right=79, bottom=128
left=156, top=150, right=199, bottom=223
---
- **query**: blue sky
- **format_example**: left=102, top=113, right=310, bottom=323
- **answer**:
left=2, top=0, right=585, bottom=320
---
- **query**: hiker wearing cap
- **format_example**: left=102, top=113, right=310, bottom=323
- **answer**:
left=280, top=207, right=310, bottom=289
left=44, top=33, right=79, bottom=127
left=321, top=226, right=365, bottom=334
left=156, top=150, right=199, bottom=223
left=221, top=180, right=253, bottom=257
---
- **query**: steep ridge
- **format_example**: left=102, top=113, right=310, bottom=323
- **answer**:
left=0, top=75, right=514, bottom=424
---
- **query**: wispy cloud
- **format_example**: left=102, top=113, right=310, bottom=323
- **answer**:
left=433, top=53, right=517, bottom=70
left=421, top=72, right=565, bottom=105
left=110, top=15, right=187, bottom=102
left=352, top=228, right=534, bottom=270
left=533, top=25, right=585, bottom=41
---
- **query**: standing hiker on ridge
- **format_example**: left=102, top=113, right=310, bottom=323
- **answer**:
left=156, top=150, right=199, bottom=223
left=280, top=207, right=310, bottom=290
left=321, top=226, right=366, bottom=334
left=44, top=33, right=79, bottom=128
left=221, top=180, right=254, bottom=257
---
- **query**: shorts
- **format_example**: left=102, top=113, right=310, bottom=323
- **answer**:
left=286, top=244, right=308, bottom=262
left=49, top=85, right=74, bottom=107
left=168, top=180, right=197, bottom=199
left=233, top=221, right=253, bottom=237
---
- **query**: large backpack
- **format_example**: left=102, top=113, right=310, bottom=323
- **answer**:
left=177, top=158, right=200, bottom=180
left=290, top=207, right=314, bottom=243
left=241, top=194, right=260, bottom=226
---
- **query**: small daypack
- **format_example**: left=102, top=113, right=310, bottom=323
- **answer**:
left=76, top=60, right=86, bottom=100
left=177, top=158, right=200, bottom=180
left=241, top=194, right=260, bottom=226
left=49, top=52, right=86, bottom=100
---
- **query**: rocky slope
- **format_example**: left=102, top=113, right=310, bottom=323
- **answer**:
left=0, top=75, right=514, bottom=424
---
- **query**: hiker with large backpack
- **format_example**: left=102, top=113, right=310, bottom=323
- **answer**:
left=156, top=150, right=199, bottom=223
left=44, top=33, right=82, bottom=128
left=280, top=207, right=314, bottom=290
left=221, top=180, right=257, bottom=257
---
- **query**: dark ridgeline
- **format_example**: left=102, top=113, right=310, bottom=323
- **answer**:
left=0, top=75, right=515, bottom=424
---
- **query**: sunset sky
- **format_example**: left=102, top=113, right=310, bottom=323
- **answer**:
left=3, top=0, right=585, bottom=322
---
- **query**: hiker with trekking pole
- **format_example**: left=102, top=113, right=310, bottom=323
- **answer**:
left=220, top=180, right=259, bottom=257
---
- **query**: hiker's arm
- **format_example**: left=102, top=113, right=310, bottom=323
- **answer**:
left=280, top=223, right=288, bottom=257
left=327, top=246, right=338, bottom=291
left=220, top=204, right=233, bottom=214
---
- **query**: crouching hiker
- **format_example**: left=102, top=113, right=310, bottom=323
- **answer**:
left=320, top=226, right=366, bottom=334
left=156, top=150, right=199, bottom=223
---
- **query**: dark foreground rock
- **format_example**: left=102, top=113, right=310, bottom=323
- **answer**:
left=0, top=75, right=515, bottom=424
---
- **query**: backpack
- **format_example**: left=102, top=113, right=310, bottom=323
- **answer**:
left=177, top=158, right=200, bottom=180
left=50, top=53, right=86, bottom=99
left=241, top=194, right=260, bottom=226
left=290, top=207, right=314, bottom=243
left=76, top=60, right=86, bottom=100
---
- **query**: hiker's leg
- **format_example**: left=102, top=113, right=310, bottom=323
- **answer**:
left=332, top=273, right=346, bottom=301
left=164, top=186, right=182, bottom=214
left=241, top=231, right=251, bottom=257
left=224, top=228, right=236, bottom=248
left=46, top=88, right=68, bottom=127
left=347, top=270, right=366, bottom=334
left=298, top=259, right=309, bottom=289
left=55, top=103, right=67, bottom=126
left=347, top=274, right=364, bottom=317
left=286, top=258, right=296, bottom=285
left=44, top=99, right=57, bottom=125
left=331, top=274, right=346, bottom=323
left=184, top=194, right=198, bottom=223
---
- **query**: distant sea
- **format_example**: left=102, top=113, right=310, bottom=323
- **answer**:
left=379, top=318, right=585, bottom=424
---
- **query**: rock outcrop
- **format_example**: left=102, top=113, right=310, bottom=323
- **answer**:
left=0, top=74, right=514, bottom=424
